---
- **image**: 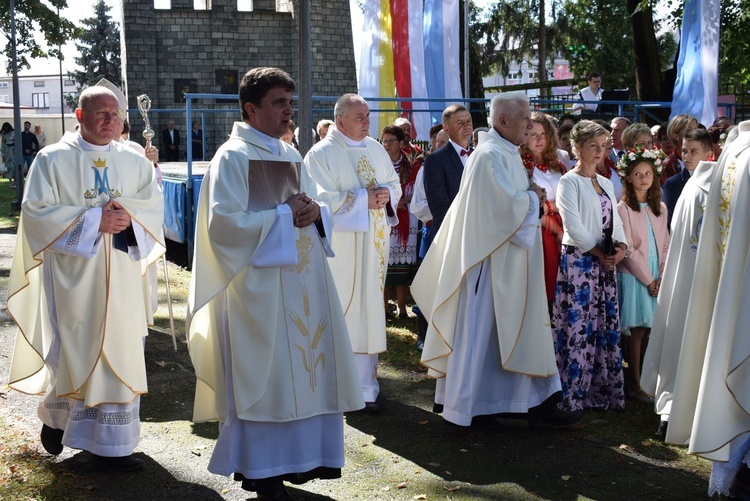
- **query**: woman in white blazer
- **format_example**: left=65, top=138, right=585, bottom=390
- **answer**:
left=552, top=120, right=628, bottom=421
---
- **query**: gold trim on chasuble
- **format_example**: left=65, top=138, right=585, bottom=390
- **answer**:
left=354, top=154, right=387, bottom=293
left=284, top=231, right=330, bottom=392
left=717, top=160, right=736, bottom=269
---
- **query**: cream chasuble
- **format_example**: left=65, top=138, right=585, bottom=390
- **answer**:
left=303, top=126, right=401, bottom=354
left=187, top=122, right=363, bottom=424
left=641, top=160, right=715, bottom=422
left=8, top=134, right=164, bottom=406
left=673, top=121, right=750, bottom=461
left=412, top=130, right=559, bottom=379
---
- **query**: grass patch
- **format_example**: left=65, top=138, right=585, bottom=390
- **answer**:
left=0, top=415, right=86, bottom=500
left=0, top=178, right=21, bottom=230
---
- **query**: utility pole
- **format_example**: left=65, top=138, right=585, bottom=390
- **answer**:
left=10, top=0, right=23, bottom=211
left=298, top=0, right=313, bottom=156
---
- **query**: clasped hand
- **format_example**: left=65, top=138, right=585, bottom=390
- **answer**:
left=647, top=279, right=661, bottom=297
left=592, top=246, right=626, bottom=271
left=529, top=184, right=547, bottom=205
left=285, top=192, right=320, bottom=228
left=368, top=186, right=390, bottom=210
left=99, top=199, right=131, bottom=234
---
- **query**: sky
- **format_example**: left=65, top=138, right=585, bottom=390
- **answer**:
left=1, top=0, right=122, bottom=76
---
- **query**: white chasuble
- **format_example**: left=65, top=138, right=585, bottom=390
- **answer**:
left=188, top=122, right=363, bottom=424
left=641, top=160, right=715, bottom=423
left=412, top=129, right=559, bottom=380
left=8, top=134, right=165, bottom=406
left=303, top=126, right=401, bottom=354
left=676, top=121, right=750, bottom=461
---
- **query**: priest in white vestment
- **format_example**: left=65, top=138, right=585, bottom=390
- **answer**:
left=411, top=92, right=562, bottom=427
left=187, top=68, right=364, bottom=500
left=95, top=77, right=163, bottom=326
left=304, top=94, right=401, bottom=412
left=657, top=120, right=750, bottom=498
left=7, top=87, right=164, bottom=472
left=640, top=159, right=715, bottom=439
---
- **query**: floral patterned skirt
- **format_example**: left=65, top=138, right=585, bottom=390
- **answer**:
left=552, top=245, right=625, bottom=412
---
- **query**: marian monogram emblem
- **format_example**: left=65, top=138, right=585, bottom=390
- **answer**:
left=84, top=157, right=121, bottom=199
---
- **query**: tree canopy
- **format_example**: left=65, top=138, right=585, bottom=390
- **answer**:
left=66, top=0, right=121, bottom=107
left=0, top=0, right=80, bottom=70
left=468, top=0, right=688, bottom=101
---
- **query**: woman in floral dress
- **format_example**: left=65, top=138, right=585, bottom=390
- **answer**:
left=553, top=120, right=628, bottom=419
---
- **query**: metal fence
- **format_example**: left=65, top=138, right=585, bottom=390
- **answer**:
left=124, top=92, right=745, bottom=172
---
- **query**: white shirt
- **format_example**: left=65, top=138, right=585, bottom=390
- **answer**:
left=449, top=139, right=471, bottom=166
left=572, top=87, right=603, bottom=113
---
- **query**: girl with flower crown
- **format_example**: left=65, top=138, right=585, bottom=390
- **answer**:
left=520, top=113, right=566, bottom=305
left=615, top=148, right=670, bottom=402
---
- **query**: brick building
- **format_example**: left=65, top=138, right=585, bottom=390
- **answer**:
left=120, top=0, right=357, bottom=160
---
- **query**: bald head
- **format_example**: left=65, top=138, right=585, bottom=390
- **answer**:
left=334, top=93, right=368, bottom=120
left=78, top=86, right=118, bottom=112
left=334, top=93, right=370, bottom=141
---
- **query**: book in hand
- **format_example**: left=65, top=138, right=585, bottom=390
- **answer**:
left=247, top=160, right=301, bottom=211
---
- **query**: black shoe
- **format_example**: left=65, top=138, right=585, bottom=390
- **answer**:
left=256, top=478, right=294, bottom=501
left=433, top=403, right=444, bottom=414
left=360, top=401, right=380, bottom=413
left=40, top=424, right=64, bottom=455
left=93, top=454, right=145, bottom=472
left=731, top=463, right=750, bottom=500
left=655, top=419, right=668, bottom=440
left=530, top=408, right=583, bottom=429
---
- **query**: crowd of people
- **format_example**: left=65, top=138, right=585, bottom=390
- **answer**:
left=4, top=65, right=749, bottom=501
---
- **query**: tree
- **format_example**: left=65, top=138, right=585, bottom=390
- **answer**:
left=626, top=0, right=679, bottom=107
left=0, top=0, right=79, bottom=70
left=66, top=0, right=121, bottom=107
left=718, top=0, right=750, bottom=86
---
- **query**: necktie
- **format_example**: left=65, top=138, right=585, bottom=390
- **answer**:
left=460, top=149, right=470, bottom=157
left=616, top=150, right=625, bottom=159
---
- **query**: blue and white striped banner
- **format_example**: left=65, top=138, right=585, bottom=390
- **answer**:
left=670, top=0, right=720, bottom=126
left=423, top=0, right=464, bottom=125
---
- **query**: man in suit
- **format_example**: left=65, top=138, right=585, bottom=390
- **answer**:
left=608, top=117, right=631, bottom=163
left=423, top=104, right=473, bottom=234
left=161, top=120, right=181, bottom=161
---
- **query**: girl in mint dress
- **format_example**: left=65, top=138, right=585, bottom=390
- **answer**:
left=615, top=149, right=670, bottom=402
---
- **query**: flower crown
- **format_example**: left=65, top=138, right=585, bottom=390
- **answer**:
left=616, top=147, right=665, bottom=178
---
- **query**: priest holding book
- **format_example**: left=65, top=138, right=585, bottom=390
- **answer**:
left=187, top=67, right=363, bottom=501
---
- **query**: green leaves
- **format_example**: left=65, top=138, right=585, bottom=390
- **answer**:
left=0, top=0, right=80, bottom=71
left=66, top=0, right=121, bottom=108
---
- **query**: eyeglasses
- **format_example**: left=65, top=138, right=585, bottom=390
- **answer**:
left=528, top=132, right=548, bottom=141
left=382, top=138, right=400, bottom=145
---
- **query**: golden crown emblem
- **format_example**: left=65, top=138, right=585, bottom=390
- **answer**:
left=93, top=157, right=107, bottom=168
